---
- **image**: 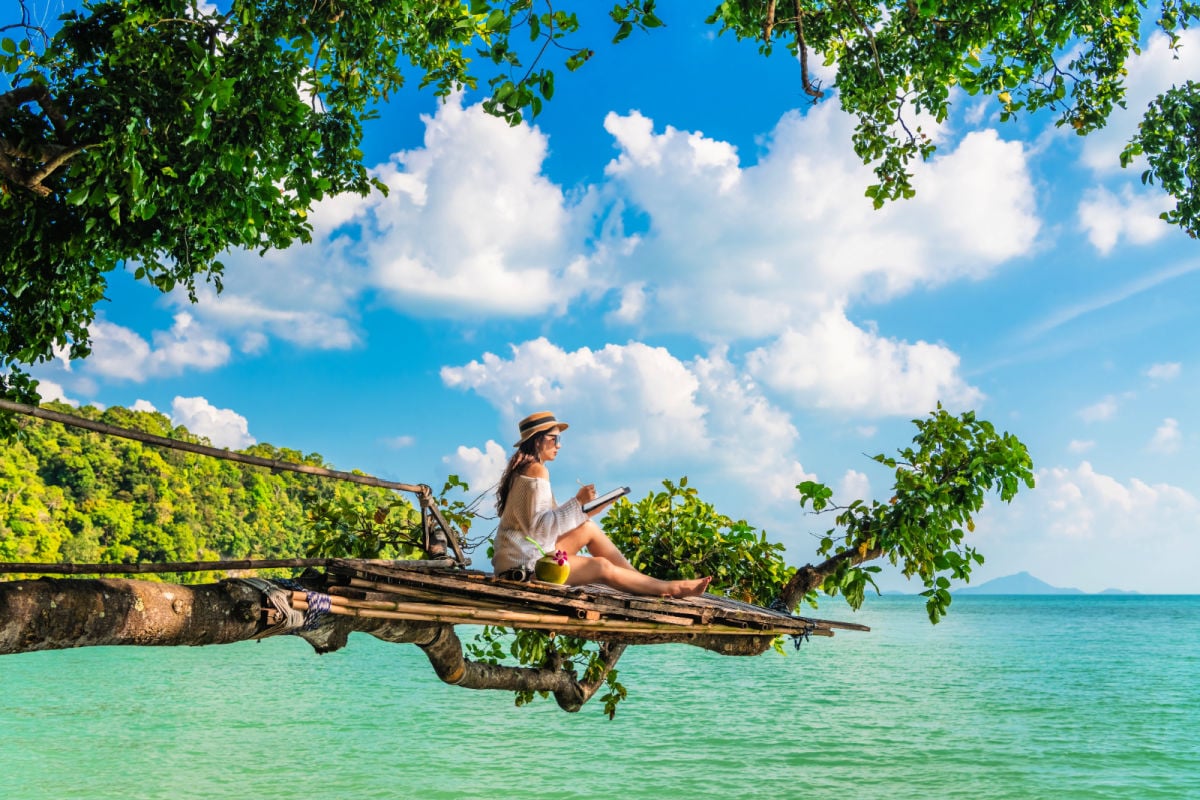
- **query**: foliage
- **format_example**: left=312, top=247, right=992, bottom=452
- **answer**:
left=796, top=405, right=1035, bottom=623
left=603, top=477, right=791, bottom=607
left=705, top=0, right=1200, bottom=221
left=1121, top=79, right=1200, bottom=238
left=305, top=474, right=472, bottom=560
left=0, top=402, right=404, bottom=580
left=4, top=1, right=1200, bottom=418
left=305, top=496, right=425, bottom=560
left=433, top=473, right=482, bottom=547
left=477, top=0, right=662, bottom=124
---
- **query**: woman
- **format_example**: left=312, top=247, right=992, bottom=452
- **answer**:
left=492, top=411, right=711, bottom=598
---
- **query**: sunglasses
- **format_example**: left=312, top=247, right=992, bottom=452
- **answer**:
left=544, top=433, right=561, bottom=445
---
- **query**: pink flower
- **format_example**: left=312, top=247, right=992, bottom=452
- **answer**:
left=553, top=549, right=569, bottom=566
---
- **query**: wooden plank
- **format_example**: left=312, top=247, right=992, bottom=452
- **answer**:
left=300, top=600, right=810, bottom=638
left=299, top=592, right=580, bottom=626
left=345, top=575, right=597, bottom=614
left=0, top=556, right=459, bottom=576
left=329, top=583, right=512, bottom=611
left=344, top=575, right=697, bottom=626
left=329, top=560, right=865, bottom=633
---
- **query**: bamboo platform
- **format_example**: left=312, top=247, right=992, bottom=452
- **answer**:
left=291, top=559, right=870, bottom=641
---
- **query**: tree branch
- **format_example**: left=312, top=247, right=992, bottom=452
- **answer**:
left=793, top=0, right=825, bottom=100
left=0, top=576, right=739, bottom=712
left=764, top=0, right=777, bottom=43
left=0, top=577, right=270, bottom=653
left=0, top=85, right=82, bottom=195
left=836, top=0, right=884, bottom=84
left=778, top=541, right=885, bottom=610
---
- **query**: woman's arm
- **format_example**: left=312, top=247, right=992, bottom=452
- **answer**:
left=521, top=470, right=587, bottom=543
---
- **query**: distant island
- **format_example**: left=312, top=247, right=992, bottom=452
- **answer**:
left=955, top=571, right=1138, bottom=595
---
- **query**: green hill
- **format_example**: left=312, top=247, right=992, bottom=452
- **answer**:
left=0, top=403, right=409, bottom=582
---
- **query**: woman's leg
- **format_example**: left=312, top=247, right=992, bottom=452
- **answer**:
left=563, top=554, right=710, bottom=598
left=556, top=520, right=635, bottom=570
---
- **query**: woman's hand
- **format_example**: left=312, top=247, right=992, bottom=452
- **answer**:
left=575, top=483, right=596, bottom=505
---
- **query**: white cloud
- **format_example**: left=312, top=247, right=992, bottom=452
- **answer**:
left=689, top=348, right=816, bottom=499
left=130, top=399, right=158, bottom=413
left=381, top=435, right=416, bottom=449
left=1039, top=462, right=1200, bottom=536
left=167, top=96, right=598, bottom=355
left=441, top=337, right=708, bottom=461
left=1079, top=395, right=1118, bottom=422
left=36, top=380, right=78, bottom=407
left=141, top=97, right=1037, bottom=366
left=1146, top=362, right=1181, bottom=381
left=598, top=106, right=1039, bottom=338
left=170, top=396, right=255, bottom=449
left=360, top=97, right=587, bottom=317
left=441, top=338, right=815, bottom=501
left=443, top=439, right=509, bottom=511
left=86, top=313, right=230, bottom=382
left=837, top=469, right=872, bottom=504
left=745, top=310, right=983, bottom=415
left=969, top=461, right=1200, bottom=593
left=1067, top=439, right=1096, bottom=454
left=182, top=281, right=359, bottom=351
left=1150, top=418, right=1181, bottom=454
left=1078, top=185, right=1171, bottom=254
left=50, top=344, right=71, bottom=371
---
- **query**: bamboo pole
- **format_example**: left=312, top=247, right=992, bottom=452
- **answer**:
left=329, top=583, right=497, bottom=606
left=0, top=557, right=456, bottom=575
left=291, top=591, right=579, bottom=626
left=292, top=597, right=829, bottom=637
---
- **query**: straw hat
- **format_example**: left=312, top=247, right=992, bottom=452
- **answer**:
left=514, top=411, right=569, bottom=447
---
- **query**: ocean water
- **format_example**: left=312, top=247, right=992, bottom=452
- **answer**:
left=1, top=595, right=1197, bottom=799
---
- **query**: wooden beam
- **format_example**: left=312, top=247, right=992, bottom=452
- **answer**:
left=0, top=399, right=428, bottom=494
left=0, top=557, right=455, bottom=575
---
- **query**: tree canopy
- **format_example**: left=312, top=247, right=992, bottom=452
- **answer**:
left=2, top=0, right=1199, bottom=413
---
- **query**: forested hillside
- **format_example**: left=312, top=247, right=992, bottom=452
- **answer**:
left=0, top=403, right=406, bottom=581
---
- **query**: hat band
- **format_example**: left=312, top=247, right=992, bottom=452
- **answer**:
left=519, top=415, right=558, bottom=436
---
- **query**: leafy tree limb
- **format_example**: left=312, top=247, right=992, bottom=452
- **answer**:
left=779, top=406, right=1035, bottom=622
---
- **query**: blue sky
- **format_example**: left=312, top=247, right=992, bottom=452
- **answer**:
left=32, top=4, right=1200, bottom=594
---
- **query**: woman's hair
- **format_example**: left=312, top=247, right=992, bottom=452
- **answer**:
left=495, top=433, right=547, bottom=515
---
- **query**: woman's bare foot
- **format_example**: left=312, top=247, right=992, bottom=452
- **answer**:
left=667, top=576, right=712, bottom=598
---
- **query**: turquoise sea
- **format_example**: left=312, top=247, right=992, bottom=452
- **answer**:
left=1, top=595, right=1197, bottom=799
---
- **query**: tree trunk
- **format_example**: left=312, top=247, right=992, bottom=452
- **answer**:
left=0, top=576, right=680, bottom=711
